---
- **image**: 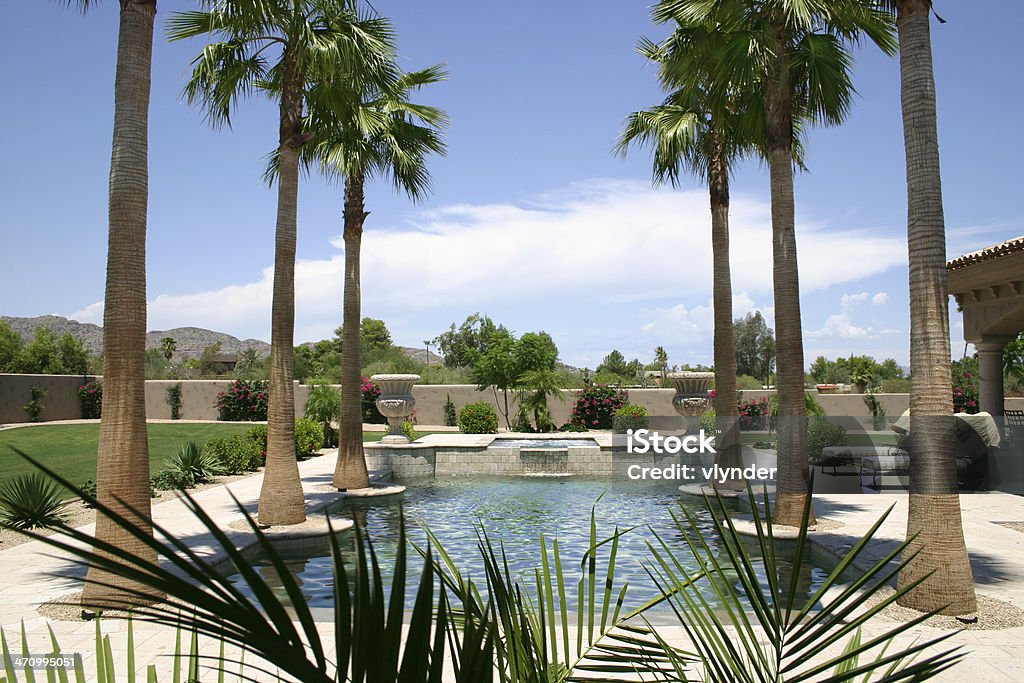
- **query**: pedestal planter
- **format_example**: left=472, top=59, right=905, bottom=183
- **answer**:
left=667, top=371, right=715, bottom=433
left=371, top=374, right=420, bottom=444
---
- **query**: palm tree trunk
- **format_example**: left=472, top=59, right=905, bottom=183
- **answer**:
left=709, top=128, right=743, bottom=491
left=258, top=55, right=306, bottom=526
left=82, top=0, right=162, bottom=611
left=894, top=0, right=976, bottom=615
left=764, top=29, right=814, bottom=526
left=334, top=172, right=370, bottom=490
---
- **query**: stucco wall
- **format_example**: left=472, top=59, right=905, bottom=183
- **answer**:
left=2, top=374, right=1022, bottom=426
left=0, top=374, right=97, bottom=423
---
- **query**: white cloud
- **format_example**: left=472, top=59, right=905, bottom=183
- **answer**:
left=810, top=313, right=871, bottom=339
left=840, top=292, right=870, bottom=309
left=872, top=292, right=888, bottom=306
left=66, top=179, right=906, bottom=355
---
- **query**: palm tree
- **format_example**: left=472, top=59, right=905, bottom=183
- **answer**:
left=660, top=0, right=895, bottom=525
left=60, top=0, right=162, bottom=611
left=236, top=347, right=263, bottom=374
left=160, top=336, right=176, bottom=363
left=302, top=64, right=447, bottom=490
left=168, top=0, right=395, bottom=524
left=519, top=368, right=566, bottom=432
left=617, top=24, right=761, bottom=492
left=887, top=0, right=976, bottom=616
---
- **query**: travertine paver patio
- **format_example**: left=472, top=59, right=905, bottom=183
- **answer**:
left=2, top=449, right=1024, bottom=681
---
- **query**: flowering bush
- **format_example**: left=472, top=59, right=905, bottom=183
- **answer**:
left=360, top=377, right=386, bottom=424
left=78, top=381, right=102, bottom=419
left=458, top=402, right=499, bottom=434
left=951, top=363, right=980, bottom=414
left=612, top=404, right=649, bottom=433
left=216, top=379, right=268, bottom=421
left=738, top=396, right=770, bottom=431
left=569, top=386, right=629, bottom=430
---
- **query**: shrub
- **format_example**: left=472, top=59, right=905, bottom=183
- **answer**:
left=738, top=396, right=769, bottom=430
left=245, top=422, right=321, bottom=459
left=304, top=383, right=340, bottom=447
left=612, top=404, right=649, bottom=433
left=951, top=364, right=979, bottom=414
left=216, top=379, right=268, bottom=421
left=361, top=377, right=386, bottom=423
left=166, top=382, right=183, bottom=420
left=569, top=386, right=629, bottom=430
left=735, top=374, right=763, bottom=390
left=443, top=394, right=458, bottom=427
left=166, top=441, right=224, bottom=485
left=151, top=468, right=194, bottom=491
left=458, top=402, right=499, bottom=434
left=401, top=420, right=418, bottom=442
left=23, top=385, right=46, bottom=422
left=513, top=407, right=535, bottom=433
left=79, top=479, right=97, bottom=505
left=295, top=417, right=323, bottom=456
left=204, top=434, right=263, bottom=474
left=699, top=409, right=716, bottom=434
left=807, top=417, right=849, bottom=463
left=558, top=422, right=588, bottom=432
left=78, top=380, right=102, bottom=419
left=0, top=473, right=69, bottom=530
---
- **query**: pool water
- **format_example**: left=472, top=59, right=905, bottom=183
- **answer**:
left=489, top=438, right=599, bottom=448
left=226, top=477, right=832, bottom=611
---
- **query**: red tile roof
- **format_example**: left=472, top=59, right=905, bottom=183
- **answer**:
left=947, top=235, right=1024, bottom=271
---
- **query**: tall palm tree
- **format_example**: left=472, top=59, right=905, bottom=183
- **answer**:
left=302, top=65, right=447, bottom=490
left=168, top=0, right=395, bottom=524
left=60, top=0, right=163, bottom=611
left=617, top=24, right=761, bottom=492
left=888, top=0, right=976, bottom=616
left=661, top=0, right=896, bottom=524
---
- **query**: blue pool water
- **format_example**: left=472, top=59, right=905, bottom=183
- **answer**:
left=489, top=438, right=599, bottom=448
left=226, top=477, right=832, bottom=611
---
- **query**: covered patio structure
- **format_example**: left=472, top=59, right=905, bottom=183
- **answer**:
left=947, top=235, right=1024, bottom=420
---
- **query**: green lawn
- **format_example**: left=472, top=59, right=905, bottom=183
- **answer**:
left=0, top=423, right=425, bottom=498
left=740, top=431, right=899, bottom=447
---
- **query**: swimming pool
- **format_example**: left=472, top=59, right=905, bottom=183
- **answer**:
left=225, top=476, right=832, bottom=611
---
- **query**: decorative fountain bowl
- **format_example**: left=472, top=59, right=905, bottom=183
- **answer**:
left=666, top=371, right=715, bottom=432
left=371, top=374, right=421, bottom=444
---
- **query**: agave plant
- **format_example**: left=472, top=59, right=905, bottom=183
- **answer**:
left=9, top=449, right=492, bottom=682
left=642, top=485, right=964, bottom=682
left=0, top=473, right=69, bottom=530
left=166, top=441, right=224, bottom=486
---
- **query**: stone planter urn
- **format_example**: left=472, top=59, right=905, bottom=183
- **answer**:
left=667, top=371, right=715, bottom=432
left=371, top=374, right=420, bottom=444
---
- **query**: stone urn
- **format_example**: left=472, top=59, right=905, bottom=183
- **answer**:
left=371, top=374, right=420, bottom=444
left=666, top=371, right=715, bottom=432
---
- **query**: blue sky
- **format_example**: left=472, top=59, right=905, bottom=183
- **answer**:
left=2, top=1, right=1022, bottom=370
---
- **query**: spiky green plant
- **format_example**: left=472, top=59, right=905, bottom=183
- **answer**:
left=642, top=484, right=964, bottom=682
left=9, top=449, right=493, bottom=682
left=0, top=473, right=69, bottom=530
left=165, top=441, right=224, bottom=486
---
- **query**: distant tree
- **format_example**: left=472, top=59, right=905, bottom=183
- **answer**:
left=515, top=332, right=558, bottom=373
left=160, top=337, right=176, bottom=363
left=733, top=312, right=775, bottom=384
left=0, top=322, right=23, bottom=372
left=143, top=348, right=169, bottom=379
left=433, top=313, right=499, bottom=368
left=359, top=317, right=392, bottom=352
left=19, top=329, right=91, bottom=375
left=653, top=346, right=668, bottom=381
left=597, top=350, right=629, bottom=377
left=236, top=348, right=264, bottom=376
left=468, top=328, right=519, bottom=429
left=1006, top=332, right=1024, bottom=385
left=197, top=342, right=223, bottom=377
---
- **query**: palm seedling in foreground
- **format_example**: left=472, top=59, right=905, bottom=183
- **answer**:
left=168, top=0, right=396, bottom=523
left=887, top=0, right=977, bottom=616
left=60, top=0, right=162, bottom=611
left=618, top=23, right=760, bottom=492
left=657, top=0, right=897, bottom=525
left=302, top=65, right=447, bottom=490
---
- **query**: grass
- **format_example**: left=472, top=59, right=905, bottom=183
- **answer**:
left=740, top=431, right=899, bottom=447
left=0, top=422, right=434, bottom=498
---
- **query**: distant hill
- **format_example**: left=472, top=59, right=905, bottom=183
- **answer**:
left=2, top=315, right=271, bottom=360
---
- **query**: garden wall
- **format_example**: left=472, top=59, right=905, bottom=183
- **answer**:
left=1, top=374, right=1022, bottom=427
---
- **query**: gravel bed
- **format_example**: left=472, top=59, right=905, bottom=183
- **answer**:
left=863, top=586, right=1024, bottom=630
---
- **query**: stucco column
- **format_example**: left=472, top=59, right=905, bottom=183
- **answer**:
left=976, top=340, right=1007, bottom=418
